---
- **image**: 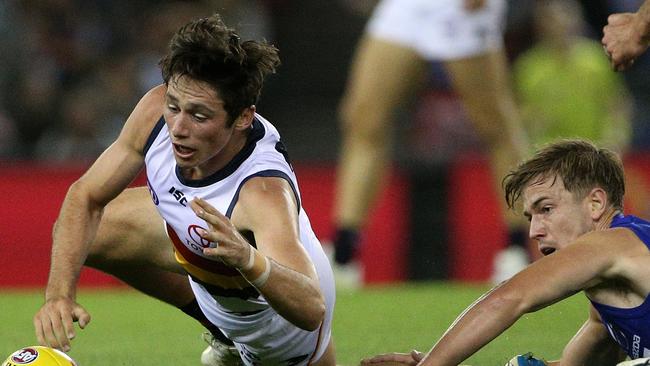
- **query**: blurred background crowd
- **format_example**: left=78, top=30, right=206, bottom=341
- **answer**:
left=0, top=0, right=353, bottom=162
left=1, top=0, right=649, bottom=163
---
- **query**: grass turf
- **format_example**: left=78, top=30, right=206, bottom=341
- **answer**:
left=0, top=282, right=588, bottom=365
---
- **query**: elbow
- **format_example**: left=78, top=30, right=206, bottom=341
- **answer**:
left=295, top=294, right=326, bottom=331
left=309, top=300, right=327, bottom=331
left=66, top=179, right=106, bottom=211
left=485, top=284, right=531, bottom=320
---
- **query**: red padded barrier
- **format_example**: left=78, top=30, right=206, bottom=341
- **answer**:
left=447, top=153, right=506, bottom=282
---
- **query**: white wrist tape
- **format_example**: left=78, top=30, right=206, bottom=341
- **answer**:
left=242, top=245, right=256, bottom=271
left=239, top=247, right=271, bottom=288
left=248, top=256, right=271, bottom=288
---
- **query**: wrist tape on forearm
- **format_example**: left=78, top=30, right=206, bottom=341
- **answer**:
left=239, top=246, right=271, bottom=288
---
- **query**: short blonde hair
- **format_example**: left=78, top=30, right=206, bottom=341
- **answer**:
left=504, top=139, right=625, bottom=210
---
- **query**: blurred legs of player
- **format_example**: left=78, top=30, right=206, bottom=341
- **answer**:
left=333, top=36, right=426, bottom=267
left=333, top=34, right=530, bottom=281
left=86, top=187, right=242, bottom=366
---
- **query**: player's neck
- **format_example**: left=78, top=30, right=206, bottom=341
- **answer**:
left=595, top=208, right=622, bottom=231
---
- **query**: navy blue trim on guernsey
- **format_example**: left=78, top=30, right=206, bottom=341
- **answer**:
left=143, top=117, right=166, bottom=156
left=225, top=170, right=301, bottom=218
left=176, top=118, right=266, bottom=187
left=591, top=293, right=650, bottom=319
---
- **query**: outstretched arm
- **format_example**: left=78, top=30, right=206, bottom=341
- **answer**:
left=364, top=229, right=633, bottom=366
left=602, top=0, right=650, bottom=71
left=33, top=86, right=165, bottom=351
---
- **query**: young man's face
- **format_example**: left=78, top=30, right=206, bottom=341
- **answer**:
left=163, top=75, right=248, bottom=179
left=522, top=175, right=594, bottom=256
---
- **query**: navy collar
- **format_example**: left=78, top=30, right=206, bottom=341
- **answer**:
left=175, top=118, right=266, bottom=187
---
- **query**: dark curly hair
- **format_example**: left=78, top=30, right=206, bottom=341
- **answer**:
left=503, top=139, right=625, bottom=211
left=159, top=13, right=280, bottom=125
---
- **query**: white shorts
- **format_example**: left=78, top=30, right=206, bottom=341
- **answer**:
left=367, top=0, right=507, bottom=60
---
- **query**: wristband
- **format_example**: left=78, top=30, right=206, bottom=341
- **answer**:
left=239, top=247, right=271, bottom=288
left=242, top=245, right=256, bottom=271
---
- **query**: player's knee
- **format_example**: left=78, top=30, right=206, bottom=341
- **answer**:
left=476, top=126, right=503, bottom=148
left=340, top=110, right=390, bottom=147
left=339, top=96, right=391, bottom=134
left=468, top=108, right=515, bottom=147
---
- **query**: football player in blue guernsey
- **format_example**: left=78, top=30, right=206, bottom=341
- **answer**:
left=362, top=139, right=650, bottom=366
left=32, top=14, right=336, bottom=366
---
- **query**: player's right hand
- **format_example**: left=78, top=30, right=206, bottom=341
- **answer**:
left=33, top=297, right=91, bottom=352
left=602, top=12, right=650, bottom=71
left=191, top=197, right=252, bottom=270
left=360, top=350, right=424, bottom=366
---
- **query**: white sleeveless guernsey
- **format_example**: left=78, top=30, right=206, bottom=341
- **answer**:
left=143, top=114, right=335, bottom=365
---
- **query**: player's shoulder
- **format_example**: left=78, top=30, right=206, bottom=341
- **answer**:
left=120, top=84, right=167, bottom=152
left=238, top=175, right=297, bottom=214
left=231, top=175, right=298, bottom=231
left=239, top=175, right=293, bottom=203
left=137, top=84, right=167, bottom=116
left=573, top=227, right=643, bottom=255
left=575, top=226, right=650, bottom=278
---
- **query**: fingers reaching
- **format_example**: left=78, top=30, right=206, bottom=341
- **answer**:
left=73, top=305, right=91, bottom=329
left=191, top=197, right=229, bottom=229
left=33, top=299, right=90, bottom=352
left=601, top=12, right=648, bottom=71
left=410, top=350, right=425, bottom=362
left=360, top=352, right=421, bottom=366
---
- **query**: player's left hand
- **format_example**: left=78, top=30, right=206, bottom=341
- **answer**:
left=191, top=197, right=252, bottom=269
left=360, top=350, right=424, bottom=366
left=602, top=12, right=650, bottom=71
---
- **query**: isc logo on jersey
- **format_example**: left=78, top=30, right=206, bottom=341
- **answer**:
left=3, top=346, right=77, bottom=366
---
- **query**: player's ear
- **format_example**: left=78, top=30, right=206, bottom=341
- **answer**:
left=233, top=105, right=256, bottom=131
left=587, top=187, right=607, bottom=220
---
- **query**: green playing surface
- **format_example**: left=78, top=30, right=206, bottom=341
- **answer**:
left=0, top=282, right=588, bottom=365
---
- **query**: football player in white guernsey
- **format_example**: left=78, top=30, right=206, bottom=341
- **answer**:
left=33, top=14, right=336, bottom=366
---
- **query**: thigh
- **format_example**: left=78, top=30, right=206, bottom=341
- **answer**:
left=444, top=49, right=517, bottom=136
left=340, top=35, right=426, bottom=128
left=87, top=186, right=183, bottom=274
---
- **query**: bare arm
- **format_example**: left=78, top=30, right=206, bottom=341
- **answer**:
left=602, top=0, right=650, bottom=71
left=415, top=230, right=631, bottom=366
left=34, top=86, right=165, bottom=351
left=191, top=177, right=325, bottom=331
left=547, top=306, right=625, bottom=366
